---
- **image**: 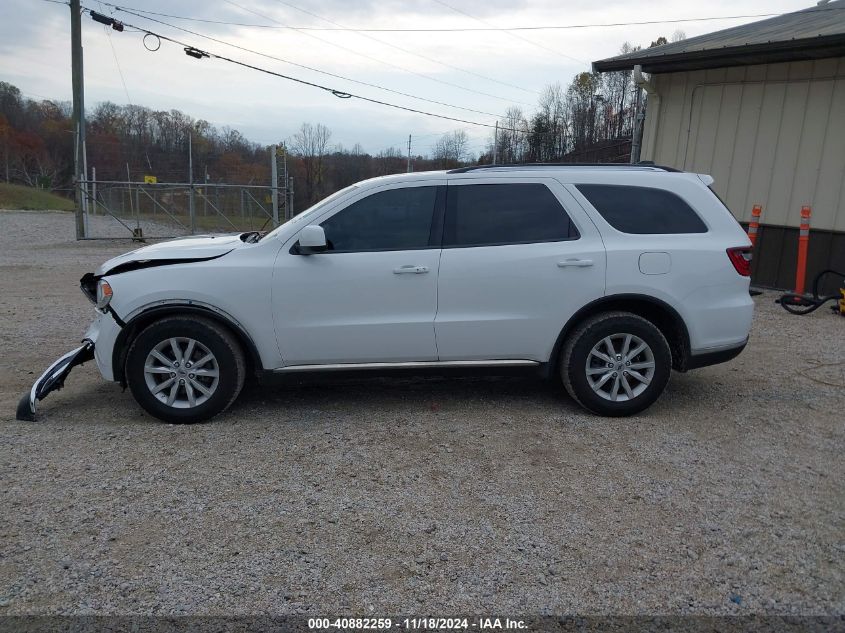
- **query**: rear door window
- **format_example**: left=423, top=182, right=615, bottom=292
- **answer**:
left=576, top=184, right=707, bottom=234
left=444, top=183, right=579, bottom=247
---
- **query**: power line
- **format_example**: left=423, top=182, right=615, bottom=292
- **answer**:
left=90, top=14, right=527, bottom=133
left=266, top=0, right=540, bottom=96
left=45, top=0, right=615, bottom=140
left=96, top=0, right=535, bottom=109
left=410, top=128, right=473, bottom=140
left=97, top=2, right=133, bottom=105
left=86, top=14, right=578, bottom=141
left=102, top=4, right=507, bottom=119
left=69, top=4, right=836, bottom=32
left=430, top=0, right=586, bottom=65
left=217, top=0, right=536, bottom=107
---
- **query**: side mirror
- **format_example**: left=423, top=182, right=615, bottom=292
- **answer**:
left=296, top=225, right=327, bottom=255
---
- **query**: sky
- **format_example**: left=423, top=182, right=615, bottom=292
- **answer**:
left=2, top=0, right=810, bottom=157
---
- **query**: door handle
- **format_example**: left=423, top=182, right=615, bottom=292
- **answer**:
left=393, top=265, right=430, bottom=274
left=557, top=258, right=594, bottom=268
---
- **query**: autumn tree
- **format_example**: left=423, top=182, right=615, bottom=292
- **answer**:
left=0, top=114, right=11, bottom=182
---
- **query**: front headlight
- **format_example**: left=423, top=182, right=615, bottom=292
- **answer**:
left=96, top=279, right=113, bottom=310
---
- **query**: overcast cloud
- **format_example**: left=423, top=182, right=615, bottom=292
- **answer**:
left=3, top=0, right=808, bottom=155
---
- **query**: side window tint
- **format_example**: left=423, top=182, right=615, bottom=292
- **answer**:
left=576, top=184, right=707, bottom=234
left=444, top=183, right=579, bottom=247
left=320, top=186, right=437, bottom=251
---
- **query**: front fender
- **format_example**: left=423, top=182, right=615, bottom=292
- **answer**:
left=110, top=302, right=265, bottom=386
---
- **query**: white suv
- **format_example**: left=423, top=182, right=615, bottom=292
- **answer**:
left=17, top=164, right=754, bottom=423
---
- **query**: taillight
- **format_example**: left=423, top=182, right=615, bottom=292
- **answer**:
left=727, top=247, right=752, bottom=276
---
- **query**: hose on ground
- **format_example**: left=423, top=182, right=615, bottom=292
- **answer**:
left=778, top=269, right=845, bottom=315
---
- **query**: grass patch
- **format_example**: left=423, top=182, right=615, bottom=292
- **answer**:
left=0, top=183, right=76, bottom=211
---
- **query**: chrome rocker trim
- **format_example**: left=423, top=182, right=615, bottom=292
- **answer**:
left=274, top=359, right=539, bottom=373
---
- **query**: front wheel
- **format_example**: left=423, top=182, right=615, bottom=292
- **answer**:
left=125, top=316, right=246, bottom=424
left=560, top=311, right=671, bottom=416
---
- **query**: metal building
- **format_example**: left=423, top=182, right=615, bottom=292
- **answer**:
left=593, top=1, right=845, bottom=291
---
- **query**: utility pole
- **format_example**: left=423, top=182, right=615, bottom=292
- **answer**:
left=70, top=0, right=86, bottom=239
left=492, top=121, right=498, bottom=165
left=630, top=84, right=644, bottom=164
left=271, top=144, right=279, bottom=227
left=283, top=148, right=289, bottom=221
left=188, top=132, right=195, bottom=234
left=407, top=134, right=412, bottom=173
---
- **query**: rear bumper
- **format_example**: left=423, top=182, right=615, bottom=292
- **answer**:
left=683, top=282, right=754, bottom=353
left=685, top=338, right=748, bottom=370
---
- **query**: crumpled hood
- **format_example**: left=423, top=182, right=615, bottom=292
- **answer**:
left=95, top=234, right=244, bottom=276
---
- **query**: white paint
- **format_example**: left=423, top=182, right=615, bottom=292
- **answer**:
left=638, top=252, right=672, bottom=275
left=87, top=166, right=753, bottom=383
left=434, top=177, right=606, bottom=361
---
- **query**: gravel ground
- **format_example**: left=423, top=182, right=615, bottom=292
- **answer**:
left=0, top=211, right=843, bottom=616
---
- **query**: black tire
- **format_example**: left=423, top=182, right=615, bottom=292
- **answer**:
left=125, top=316, right=246, bottom=424
left=560, top=311, right=671, bottom=417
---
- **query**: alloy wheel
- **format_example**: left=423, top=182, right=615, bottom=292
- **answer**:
left=143, top=337, right=220, bottom=409
left=585, top=333, right=656, bottom=402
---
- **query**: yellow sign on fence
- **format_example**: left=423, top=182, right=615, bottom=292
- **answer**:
left=143, top=175, right=157, bottom=184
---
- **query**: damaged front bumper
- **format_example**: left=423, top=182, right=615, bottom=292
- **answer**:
left=16, top=340, right=96, bottom=421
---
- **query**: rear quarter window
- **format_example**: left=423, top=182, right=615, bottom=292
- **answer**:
left=576, top=184, right=707, bottom=234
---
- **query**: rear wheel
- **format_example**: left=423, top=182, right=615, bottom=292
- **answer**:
left=126, top=316, right=245, bottom=424
left=561, top=311, right=671, bottom=416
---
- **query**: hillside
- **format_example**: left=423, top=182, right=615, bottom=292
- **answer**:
left=0, top=183, right=75, bottom=211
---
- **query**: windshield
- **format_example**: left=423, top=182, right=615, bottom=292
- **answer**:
left=260, top=184, right=359, bottom=241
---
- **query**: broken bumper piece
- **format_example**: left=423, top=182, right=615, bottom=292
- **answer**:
left=16, top=340, right=95, bottom=421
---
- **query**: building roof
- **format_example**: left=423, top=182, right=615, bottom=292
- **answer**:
left=592, top=1, right=845, bottom=73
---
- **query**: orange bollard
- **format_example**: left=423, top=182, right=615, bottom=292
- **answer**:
left=794, top=205, right=812, bottom=296
left=748, top=205, right=762, bottom=246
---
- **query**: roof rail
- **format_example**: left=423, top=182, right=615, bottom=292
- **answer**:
left=446, top=162, right=681, bottom=174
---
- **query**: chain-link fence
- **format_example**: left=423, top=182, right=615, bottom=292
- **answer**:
left=78, top=180, right=291, bottom=239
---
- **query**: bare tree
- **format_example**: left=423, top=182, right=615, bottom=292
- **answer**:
left=432, top=130, right=469, bottom=167
left=374, top=146, right=403, bottom=175
left=564, top=73, right=603, bottom=151
left=595, top=42, right=639, bottom=141
left=528, top=83, right=567, bottom=161
left=292, top=122, right=331, bottom=204
left=492, top=107, right=529, bottom=164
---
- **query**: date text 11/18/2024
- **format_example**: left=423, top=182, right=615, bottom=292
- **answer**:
left=307, top=618, right=528, bottom=630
